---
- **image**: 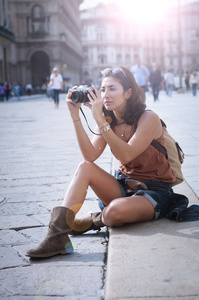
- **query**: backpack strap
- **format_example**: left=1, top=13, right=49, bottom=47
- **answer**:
left=151, top=140, right=168, bottom=159
left=151, top=119, right=168, bottom=159
left=134, top=115, right=168, bottom=160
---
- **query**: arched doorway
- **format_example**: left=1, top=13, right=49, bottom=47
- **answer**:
left=31, top=51, right=50, bottom=87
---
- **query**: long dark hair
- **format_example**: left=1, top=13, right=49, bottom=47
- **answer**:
left=101, top=66, right=146, bottom=125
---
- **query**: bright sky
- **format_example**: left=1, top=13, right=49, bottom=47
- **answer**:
left=80, top=0, right=199, bottom=23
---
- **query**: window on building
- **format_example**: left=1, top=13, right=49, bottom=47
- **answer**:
left=27, top=4, right=50, bottom=37
left=97, top=47, right=105, bottom=53
left=170, top=57, right=173, bottom=66
left=117, top=54, right=122, bottom=63
left=124, top=28, right=130, bottom=39
left=82, top=34, right=87, bottom=41
left=98, top=55, right=107, bottom=64
left=192, top=56, right=197, bottom=65
left=125, top=54, right=130, bottom=64
left=31, top=5, right=45, bottom=32
left=84, top=54, right=88, bottom=64
left=82, top=25, right=87, bottom=41
left=115, top=25, right=122, bottom=39
left=96, top=25, right=106, bottom=41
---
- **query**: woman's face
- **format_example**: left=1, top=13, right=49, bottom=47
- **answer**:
left=101, top=77, right=129, bottom=113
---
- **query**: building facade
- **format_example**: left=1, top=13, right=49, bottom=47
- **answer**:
left=80, top=2, right=199, bottom=85
left=164, top=1, right=199, bottom=74
left=0, top=0, right=83, bottom=88
left=0, top=0, right=16, bottom=84
left=80, top=3, right=165, bottom=86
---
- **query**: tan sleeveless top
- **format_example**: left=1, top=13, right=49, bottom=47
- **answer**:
left=115, top=122, right=176, bottom=183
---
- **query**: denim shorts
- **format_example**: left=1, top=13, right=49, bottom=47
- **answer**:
left=114, top=170, right=174, bottom=220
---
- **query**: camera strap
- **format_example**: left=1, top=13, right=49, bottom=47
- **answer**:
left=80, top=107, right=102, bottom=136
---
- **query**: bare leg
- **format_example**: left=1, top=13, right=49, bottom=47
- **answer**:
left=102, top=195, right=155, bottom=226
left=62, top=161, right=123, bottom=214
left=63, top=161, right=155, bottom=227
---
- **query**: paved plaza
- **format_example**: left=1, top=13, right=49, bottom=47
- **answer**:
left=0, top=90, right=199, bottom=299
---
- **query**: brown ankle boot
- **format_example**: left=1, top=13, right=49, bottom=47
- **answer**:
left=26, top=206, right=75, bottom=258
left=70, top=212, right=105, bottom=235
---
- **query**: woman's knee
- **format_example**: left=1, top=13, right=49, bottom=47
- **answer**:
left=103, top=201, right=124, bottom=226
left=75, top=161, right=95, bottom=176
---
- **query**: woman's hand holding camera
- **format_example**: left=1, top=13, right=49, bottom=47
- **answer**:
left=66, top=84, right=104, bottom=124
left=86, top=85, right=104, bottom=123
left=66, top=86, right=81, bottom=120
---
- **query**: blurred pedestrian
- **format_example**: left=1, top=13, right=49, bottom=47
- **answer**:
left=149, top=63, right=162, bottom=101
left=65, top=80, right=72, bottom=93
left=184, top=71, right=190, bottom=91
left=0, top=82, right=5, bottom=101
left=164, top=69, right=174, bottom=97
left=5, top=82, right=11, bottom=101
left=50, top=67, right=63, bottom=108
left=130, top=58, right=149, bottom=92
left=46, top=79, right=53, bottom=101
left=25, top=83, right=32, bottom=96
left=14, top=83, right=21, bottom=101
left=41, top=83, right=46, bottom=94
left=190, top=71, right=198, bottom=96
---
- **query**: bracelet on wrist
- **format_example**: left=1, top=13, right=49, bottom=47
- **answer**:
left=98, top=122, right=110, bottom=133
left=73, top=119, right=80, bottom=123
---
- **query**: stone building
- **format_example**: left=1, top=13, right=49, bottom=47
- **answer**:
left=80, top=3, right=165, bottom=86
left=80, top=3, right=140, bottom=86
left=164, top=1, right=199, bottom=74
left=80, top=1, right=199, bottom=85
left=0, top=0, right=16, bottom=84
left=0, top=0, right=83, bottom=89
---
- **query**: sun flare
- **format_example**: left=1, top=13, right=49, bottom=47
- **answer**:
left=116, top=0, right=176, bottom=23
left=81, top=0, right=178, bottom=24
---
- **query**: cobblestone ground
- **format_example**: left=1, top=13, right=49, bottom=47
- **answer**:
left=0, top=90, right=198, bottom=299
left=0, top=95, right=111, bottom=300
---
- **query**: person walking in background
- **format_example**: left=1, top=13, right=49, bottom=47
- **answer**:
left=41, top=83, right=47, bottom=94
left=190, top=71, right=199, bottom=96
left=130, top=58, right=149, bottom=92
left=4, top=82, right=11, bottom=101
left=164, top=69, right=174, bottom=97
left=149, top=63, right=162, bottom=101
left=184, top=71, right=190, bottom=91
left=25, top=83, right=32, bottom=96
left=50, top=67, right=63, bottom=108
left=14, top=83, right=21, bottom=101
left=46, top=78, right=53, bottom=101
left=0, top=82, right=5, bottom=101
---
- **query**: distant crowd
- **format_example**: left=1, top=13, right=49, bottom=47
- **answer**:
left=1, top=62, right=199, bottom=103
left=0, top=78, right=71, bottom=103
left=129, top=59, right=199, bottom=100
left=0, top=82, right=38, bottom=101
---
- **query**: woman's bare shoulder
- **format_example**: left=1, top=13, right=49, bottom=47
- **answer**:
left=139, top=110, right=160, bottom=124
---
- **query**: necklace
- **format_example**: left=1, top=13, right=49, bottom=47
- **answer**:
left=115, top=117, right=132, bottom=126
left=121, top=129, right=125, bottom=137
left=121, top=124, right=127, bottom=137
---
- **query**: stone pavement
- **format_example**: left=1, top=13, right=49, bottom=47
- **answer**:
left=0, top=94, right=111, bottom=299
left=0, top=90, right=199, bottom=299
left=105, top=90, right=199, bottom=299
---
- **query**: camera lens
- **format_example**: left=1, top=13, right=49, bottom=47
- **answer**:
left=71, top=91, right=84, bottom=103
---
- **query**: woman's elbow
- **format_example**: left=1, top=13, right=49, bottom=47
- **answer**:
left=83, top=154, right=98, bottom=162
left=119, top=155, right=134, bottom=165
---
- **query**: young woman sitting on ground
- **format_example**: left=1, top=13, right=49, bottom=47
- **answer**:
left=26, top=66, right=191, bottom=258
